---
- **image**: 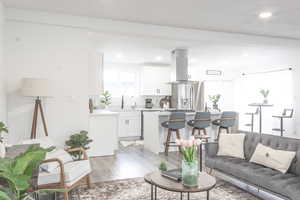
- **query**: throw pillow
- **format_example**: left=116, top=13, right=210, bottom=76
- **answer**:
left=250, top=143, right=296, bottom=173
left=40, top=149, right=73, bottom=173
left=217, top=133, right=245, bottom=159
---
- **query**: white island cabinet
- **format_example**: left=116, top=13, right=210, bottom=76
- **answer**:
left=88, top=110, right=119, bottom=157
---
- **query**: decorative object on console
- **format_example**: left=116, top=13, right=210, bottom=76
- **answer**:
left=65, top=130, right=93, bottom=160
left=217, top=133, right=245, bottom=159
left=176, top=136, right=201, bottom=187
left=100, top=91, right=112, bottom=109
left=21, top=78, right=53, bottom=139
left=259, top=89, right=269, bottom=104
left=209, top=94, right=221, bottom=111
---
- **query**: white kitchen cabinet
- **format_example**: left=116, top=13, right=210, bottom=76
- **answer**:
left=118, top=111, right=141, bottom=137
left=141, top=66, right=171, bottom=96
left=88, top=111, right=119, bottom=157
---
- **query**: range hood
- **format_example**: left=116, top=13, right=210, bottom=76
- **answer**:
left=169, top=48, right=197, bottom=84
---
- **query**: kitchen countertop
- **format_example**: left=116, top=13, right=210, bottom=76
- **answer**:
left=90, top=110, right=119, bottom=116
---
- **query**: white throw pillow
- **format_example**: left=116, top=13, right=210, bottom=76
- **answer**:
left=0, top=142, right=5, bottom=158
left=40, top=149, right=73, bottom=173
left=250, top=143, right=296, bottom=173
left=217, top=133, right=245, bottom=159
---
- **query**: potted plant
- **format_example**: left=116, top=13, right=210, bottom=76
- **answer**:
left=260, top=89, right=270, bottom=104
left=0, top=145, right=54, bottom=200
left=209, top=94, right=221, bottom=111
left=158, top=161, right=167, bottom=172
left=100, top=91, right=112, bottom=109
left=176, top=136, right=201, bottom=187
left=0, top=122, right=8, bottom=158
left=65, top=130, right=93, bottom=160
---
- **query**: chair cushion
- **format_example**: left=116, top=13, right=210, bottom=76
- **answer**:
left=250, top=143, right=296, bottom=173
left=217, top=133, right=245, bottom=159
left=38, top=160, right=91, bottom=187
left=40, top=149, right=74, bottom=173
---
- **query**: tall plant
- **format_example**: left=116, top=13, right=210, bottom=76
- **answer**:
left=0, top=122, right=8, bottom=143
left=0, top=145, right=54, bottom=200
left=65, top=130, right=92, bottom=160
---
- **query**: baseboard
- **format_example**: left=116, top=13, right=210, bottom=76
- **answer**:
left=213, top=170, right=289, bottom=200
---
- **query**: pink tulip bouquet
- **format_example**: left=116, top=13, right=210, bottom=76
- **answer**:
left=176, top=136, right=202, bottom=163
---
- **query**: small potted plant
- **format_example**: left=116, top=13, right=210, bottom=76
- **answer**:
left=209, top=94, right=221, bottom=111
left=159, top=161, right=167, bottom=172
left=100, top=91, right=112, bottom=109
left=176, top=136, right=201, bottom=187
left=260, top=89, right=270, bottom=104
left=65, top=130, right=93, bottom=160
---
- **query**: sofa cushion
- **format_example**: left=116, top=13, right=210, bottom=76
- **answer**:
left=38, top=160, right=91, bottom=187
left=250, top=143, right=296, bottom=173
left=260, top=134, right=300, bottom=175
left=217, top=133, right=245, bottom=159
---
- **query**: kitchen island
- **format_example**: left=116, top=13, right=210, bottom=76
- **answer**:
left=143, top=111, right=238, bottom=154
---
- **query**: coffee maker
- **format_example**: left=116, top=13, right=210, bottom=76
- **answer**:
left=145, top=98, right=153, bottom=109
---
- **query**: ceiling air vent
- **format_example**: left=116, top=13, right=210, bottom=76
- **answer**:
left=206, top=70, right=222, bottom=76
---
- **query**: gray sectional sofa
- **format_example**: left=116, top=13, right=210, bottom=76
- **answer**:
left=205, top=132, right=300, bottom=200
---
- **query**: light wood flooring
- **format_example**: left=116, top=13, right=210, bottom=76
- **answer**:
left=90, top=143, right=184, bottom=183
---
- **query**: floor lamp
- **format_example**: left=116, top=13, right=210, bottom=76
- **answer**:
left=21, top=78, right=53, bottom=139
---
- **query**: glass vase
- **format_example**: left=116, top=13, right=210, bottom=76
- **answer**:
left=182, top=160, right=199, bottom=187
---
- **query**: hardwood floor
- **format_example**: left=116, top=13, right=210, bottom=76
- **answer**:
left=90, top=143, right=183, bottom=183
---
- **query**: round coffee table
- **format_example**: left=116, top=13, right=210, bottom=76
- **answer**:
left=144, top=171, right=216, bottom=200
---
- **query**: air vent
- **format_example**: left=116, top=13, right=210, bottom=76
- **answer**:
left=206, top=70, right=222, bottom=76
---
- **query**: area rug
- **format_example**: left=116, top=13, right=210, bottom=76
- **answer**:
left=71, top=178, right=259, bottom=200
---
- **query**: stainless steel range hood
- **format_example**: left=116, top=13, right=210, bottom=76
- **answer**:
left=169, top=48, right=197, bottom=84
left=169, top=49, right=199, bottom=110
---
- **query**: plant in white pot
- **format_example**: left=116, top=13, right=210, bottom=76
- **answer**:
left=100, top=91, right=112, bottom=109
left=0, top=121, right=8, bottom=158
left=176, top=136, right=202, bottom=187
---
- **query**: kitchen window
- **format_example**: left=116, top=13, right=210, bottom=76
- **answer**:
left=104, top=69, right=140, bottom=97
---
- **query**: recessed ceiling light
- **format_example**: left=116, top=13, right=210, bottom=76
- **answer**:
left=116, top=53, right=124, bottom=59
left=155, top=56, right=163, bottom=61
left=259, top=12, right=272, bottom=19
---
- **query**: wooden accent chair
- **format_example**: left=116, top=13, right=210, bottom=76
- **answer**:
left=37, top=147, right=92, bottom=200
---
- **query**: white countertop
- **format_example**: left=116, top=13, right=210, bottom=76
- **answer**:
left=90, top=110, right=119, bottom=116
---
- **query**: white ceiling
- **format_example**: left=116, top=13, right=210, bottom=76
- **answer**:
left=3, top=0, right=300, bottom=39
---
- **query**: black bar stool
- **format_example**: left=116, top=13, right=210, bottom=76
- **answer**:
left=212, top=111, right=237, bottom=140
left=187, top=112, right=211, bottom=136
left=245, top=108, right=259, bottom=132
left=161, top=112, right=186, bottom=156
left=272, top=109, right=294, bottom=137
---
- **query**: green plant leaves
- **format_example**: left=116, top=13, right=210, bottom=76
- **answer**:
left=0, top=190, right=11, bottom=200
left=65, top=130, right=92, bottom=160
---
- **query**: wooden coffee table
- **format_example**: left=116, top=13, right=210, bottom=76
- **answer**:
left=144, top=171, right=216, bottom=200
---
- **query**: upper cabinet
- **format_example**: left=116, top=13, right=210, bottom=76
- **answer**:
left=141, top=66, right=171, bottom=96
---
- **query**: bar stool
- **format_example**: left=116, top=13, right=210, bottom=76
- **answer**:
left=212, top=111, right=237, bottom=140
left=272, top=109, right=294, bottom=137
left=245, top=108, right=259, bottom=132
left=187, top=112, right=211, bottom=136
left=161, top=112, right=186, bottom=156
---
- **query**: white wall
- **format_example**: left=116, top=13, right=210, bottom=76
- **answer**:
left=5, top=20, right=94, bottom=146
left=0, top=3, right=5, bottom=122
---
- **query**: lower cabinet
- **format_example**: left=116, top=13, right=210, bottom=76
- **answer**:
left=118, top=112, right=141, bottom=138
